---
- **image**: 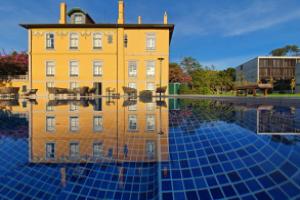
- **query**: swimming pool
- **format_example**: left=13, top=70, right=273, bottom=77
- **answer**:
left=0, top=98, right=299, bottom=199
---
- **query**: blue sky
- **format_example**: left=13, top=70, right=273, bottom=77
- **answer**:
left=1, top=0, right=300, bottom=69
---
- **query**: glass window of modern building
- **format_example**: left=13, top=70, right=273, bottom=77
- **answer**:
left=45, top=143, right=55, bottom=160
left=93, top=116, right=103, bottom=132
left=46, top=116, right=55, bottom=132
left=70, top=116, right=79, bottom=132
left=128, top=114, right=137, bottom=131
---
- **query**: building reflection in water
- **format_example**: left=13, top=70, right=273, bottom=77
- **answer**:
left=28, top=98, right=169, bottom=164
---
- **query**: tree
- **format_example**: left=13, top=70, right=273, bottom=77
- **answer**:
left=270, top=45, right=300, bottom=56
left=180, top=57, right=202, bottom=74
left=0, top=51, right=28, bottom=75
left=291, top=78, right=296, bottom=94
left=270, top=48, right=288, bottom=56
left=169, top=62, right=192, bottom=84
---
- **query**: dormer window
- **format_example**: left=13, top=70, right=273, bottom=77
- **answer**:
left=74, top=14, right=84, bottom=24
left=68, top=8, right=95, bottom=25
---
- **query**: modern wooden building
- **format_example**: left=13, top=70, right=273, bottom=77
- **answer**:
left=236, top=56, right=300, bottom=90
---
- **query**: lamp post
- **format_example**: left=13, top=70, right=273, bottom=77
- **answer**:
left=158, top=58, right=164, bottom=99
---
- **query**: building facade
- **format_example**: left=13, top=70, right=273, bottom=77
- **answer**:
left=21, top=1, right=174, bottom=96
left=236, top=57, right=300, bottom=90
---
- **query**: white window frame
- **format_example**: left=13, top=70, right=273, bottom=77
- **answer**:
left=70, top=103, right=79, bottom=112
left=93, top=142, right=103, bottom=158
left=93, top=32, right=103, bottom=49
left=146, top=141, right=155, bottom=159
left=128, top=61, right=137, bottom=77
left=93, top=116, right=103, bottom=132
left=45, top=142, right=56, bottom=160
left=146, top=103, right=155, bottom=111
left=128, top=114, right=137, bottom=131
left=74, top=14, right=84, bottom=24
left=146, top=61, right=156, bottom=77
left=146, top=115, right=156, bottom=131
left=70, top=82, right=79, bottom=90
left=45, top=33, right=55, bottom=50
left=146, top=82, right=155, bottom=91
left=69, top=61, right=79, bottom=77
left=93, top=61, right=103, bottom=77
left=128, top=82, right=137, bottom=89
left=46, top=82, right=54, bottom=91
left=46, top=61, right=55, bottom=77
left=146, top=33, right=156, bottom=50
left=46, top=116, right=55, bottom=132
left=69, top=142, right=80, bottom=158
left=69, top=116, right=79, bottom=132
left=69, top=33, right=79, bottom=49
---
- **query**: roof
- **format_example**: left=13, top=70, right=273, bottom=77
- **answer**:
left=20, top=23, right=175, bottom=42
left=257, top=56, right=300, bottom=59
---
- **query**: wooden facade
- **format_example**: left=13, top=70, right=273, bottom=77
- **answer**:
left=259, top=58, right=300, bottom=81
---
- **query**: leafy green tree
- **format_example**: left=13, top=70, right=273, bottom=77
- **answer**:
left=180, top=57, right=202, bottom=74
left=270, top=48, right=288, bottom=56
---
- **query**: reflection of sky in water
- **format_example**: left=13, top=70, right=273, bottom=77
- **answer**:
left=0, top=98, right=299, bottom=200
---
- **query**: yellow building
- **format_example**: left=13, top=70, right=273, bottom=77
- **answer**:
left=20, top=1, right=174, bottom=97
left=28, top=98, right=169, bottom=163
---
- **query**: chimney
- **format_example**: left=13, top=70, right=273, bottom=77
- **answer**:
left=118, top=0, right=125, bottom=24
left=138, top=16, right=142, bottom=24
left=164, top=11, right=168, bottom=24
left=59, top=2, right=67, bottom=24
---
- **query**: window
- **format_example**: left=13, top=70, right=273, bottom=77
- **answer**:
left=46, top=61, right=55, bottom=77
left=93, top=61, right=103, bottom=76
left=70, top=103, right=79, bottom=112
left=93, top=143, right=103, bottom=158
left=147, top=82, right=155, bottom=91
left=70, top=33, right=79, bottom=49
left=93, top=116, right=103, bottom=132
left=146, top=61, right=155, bottom=77
left=69, top=142, right=80, bottom=158
left=46, top=143, right=55, bottom=159
left=70, top=61, right=79, bottom=77
left=46, top=33, right=55, bottom=49
left=46, top=116, right=55, bottom=132
left=128, top=61, right=137, bottom=77
left=70, top=116, right=79, bottom=132
left=108, top=34, right=113, bottom=44
left=70, top=82, right=79, bottom=90
left=146, top=103, right=155, bottom=111
left=46, top=104, right=54, bottom=112
left=146, top=33, right=156, bottom=50
left=128, top=104, right=137, bottom=111
left=128, top=82, right=136, bottom=89
left=128, top=115, right=137, bottom=131
left=146, top=141, right=155, bottom=159
left=93, top=33, right=102, bottom=49
left=124, top=34, right=128, bottom=48
left=146, top=115, right=155, bottom=131
left=74, top=14, right=84, bottom=24
left=46, top=82, right=54, bottom=91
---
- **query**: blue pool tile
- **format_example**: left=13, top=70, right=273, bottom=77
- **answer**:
left=197, top=189, right=211, bottom=200
left=222, top=185, right=236, bottom=197
left=210, top=187, right=224, bottom=199
left=254, top=191, right=272, bottom=200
